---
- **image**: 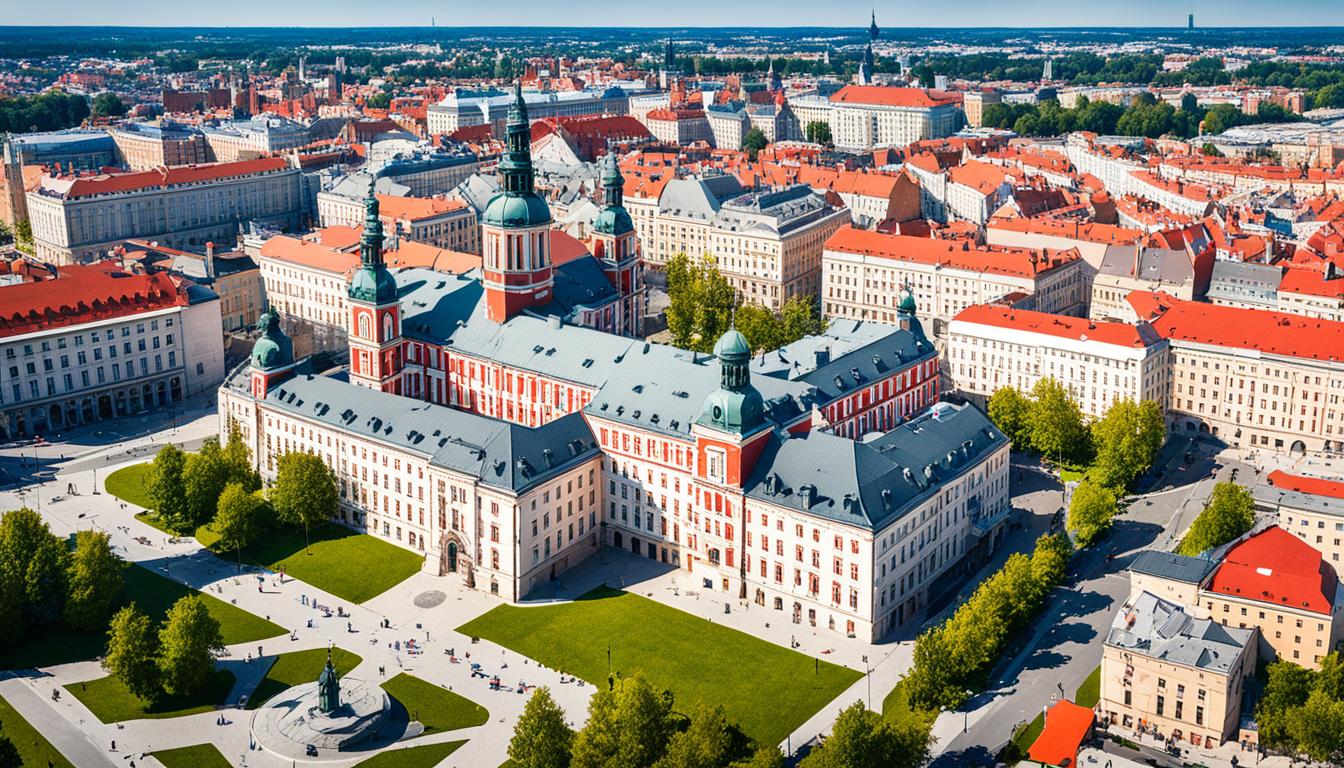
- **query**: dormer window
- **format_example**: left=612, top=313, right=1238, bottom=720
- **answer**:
left=706, top=447, right=727, bottom=484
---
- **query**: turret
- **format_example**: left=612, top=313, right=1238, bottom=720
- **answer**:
left=249, top=311, right=296, bottom=398
left=347, top=190, right=404, bottom=394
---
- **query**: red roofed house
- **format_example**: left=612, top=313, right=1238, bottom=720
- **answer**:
left=824, top=85, right=962, bottom=152
left=822, top=226, right=1089, bottom=334
left=25, top=158, right=304, bottom=265
left=1201, top=526, right=1344, bottom=668
left=0, top=262, right=225, bottom=439
left=1127, top=290, right=1344, bottom=454
left=316, top=193, right=480, bottom=254
left=946, top=304, right=1168, bottom=418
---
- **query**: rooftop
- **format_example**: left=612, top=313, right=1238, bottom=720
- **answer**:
left=1205, top=526, right=1338, bottom=616
left=950, top=304, right=1162, bottom=349
left=1106, top=591, right=1253, bottom=673
left=825, top=227, right=1081, bottom=279
left=828, top=85, right=959, bottom=109
left=1129, top=291, right=1344, bottom=364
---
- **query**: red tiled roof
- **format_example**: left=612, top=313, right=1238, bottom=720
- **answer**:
left=947, top=161, right=1011, bottom=196
left=0, top=262, right=190, bottom=338
left=1128, top=291, right=1344, bottom=363
left=829, top=85, right=959, bottom=108
left=988, top=217, right=1144, bottom=245
left=548, top=230, right=590, bottom=266
left=824, top=226, right=1080, bottom=279
left=57, top=158, right=289, bottom=198
left=1267, top=470, right=1344, bottom=500
left=951, top=304, right=1156, bottom=348
left=1028, top=700, right=1094, bottom=768
left=375, top=195, right=468, bottom=222
left=1206, top=527, right=1337, bottom=615
left=1278, top=265, right=1344, bottom=300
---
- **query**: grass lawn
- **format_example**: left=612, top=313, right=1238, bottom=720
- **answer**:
left=1059, top=468, right=1086, bottom=484
left=457, top=586, right=861, bottom=746
left=354, top=741, right=465, bottom=768
left=0, top=564, right=284, bottom=670
left=1075, top=665, right=1101, bottom=709
left=150, top=743, right=232, bottom=768
left=104, top=462, right=156, bottom=509
left=246, top=647, right=363, bottom=710
left=229, top=523, right=423, bottom=604
left=0, top=693, right=74, bottom=768
left=67, top=669, right=235, bottom=723
left=382, top=673, right=488, bottom=733
left=1010, top=711, right=1046, bottom=759
left=880, top=678, right=938, bottom=736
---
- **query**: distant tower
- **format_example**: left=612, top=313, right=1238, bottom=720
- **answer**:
left=767, top=59, right=782, bottom=92
left=869, top=9, right=880, bottom=42
left=1188, top=11, right=1195, bottom=29
left=659, top=39, right=681, bottom=91
left=298, top=56, right=306, bottom=81
left=1042, top=57, right=1053, bottom=83
left=480, top=83, right=555, bottom=325
left=347, top=191, right=404, bottom=394
left=589, top=153, right=644, bottom=338
left=858, top=44, right=875, bottom=85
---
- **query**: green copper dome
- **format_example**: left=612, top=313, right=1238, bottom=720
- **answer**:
left=482, top=192, right=553, bottom=229
left=251, top=312, right=294, bottom=371
left=697, top=328, right=764, bottom=435
left=898, top=287, right=917, bottom=315
left=349, top=265, right=399, bottom=304
left=593, top=153, right=633, bottom=237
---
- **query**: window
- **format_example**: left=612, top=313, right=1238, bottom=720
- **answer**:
left=705, top=448, right=726, bottom=484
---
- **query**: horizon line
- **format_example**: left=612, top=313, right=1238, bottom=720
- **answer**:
left=3, top=23, right=1344, bottom=30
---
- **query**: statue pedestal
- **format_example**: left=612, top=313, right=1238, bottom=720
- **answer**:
left=250, top=678, right=408, bottom=761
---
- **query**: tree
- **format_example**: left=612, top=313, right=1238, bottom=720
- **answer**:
left=779, top=296, right=821, bottom=342
left=1067, top=479, right=1117, bottom=547
left=104, top=604, right=161, bottom=702
left=270, top=451, right=338, bottom=554
left=63, top=530, right=125, bottom=632
left=804, top=120, right=832, bottom=145
left=799, top=701, right=930, bottom=768
left=654, top=705, right=745, bottom=768
left=742, top=128, right=768, bottom=160
left=1180, top=92, right=1199, bottom=113
left=1090, top=399, right=1165, bottom=490
left=214, top=483, right=265, bottom=572
left=987, top=387, right=1032, bottom=449
left=1286, top=690, right=1344, bottom=764
left=732, top=747, right=785, bottom=768
left=1315, top=83, right=1344, bottom=110
left=0, top=507, right=67, bottom=623
left=157, top=595, right=223, bottom=696
left=222, top=419, right=261, bottom=493
left=91, top=92, right=127, bottom=117
left=149, top=444, right=189, bottom=532
left=365, top=91, right=392, bottom=109
left=0, top=734, right=20, bottom=768
left=184, top=438, right=231, bottom=528
left=1176, top=482, right=1254, bottom=556
left=13, top=219, right=32, bottom=254
left=733, top=303, right=781, bottom=353
left=509, top=687, right=575, bottom=768
left=571, top=675, right=675, bottom=768
left=663, top=253, right=736, bottom=353
left=1027, top=378, right=1089, bottom=464
left=0, top=551, right=22, bottom=647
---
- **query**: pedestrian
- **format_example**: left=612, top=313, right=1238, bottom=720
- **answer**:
left=258, top=645, right=263, bottom=658
left=111, top=740, right=116, bottom=752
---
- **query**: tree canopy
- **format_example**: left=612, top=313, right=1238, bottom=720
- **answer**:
left=1175, top=482, right=1254, bottom=556
left=63, top=530, right=125, bottom=632
left=798, top=701, right=930, bottom=768
left=156, top=595, right=224, bottom=697
left=1089, top=399, right=1165, bottom=490
left=270, top=451, right=339, bottom=553
left=1066, top=479, right=1117, bottom=547
left=509, top=687, right=575, bottom=768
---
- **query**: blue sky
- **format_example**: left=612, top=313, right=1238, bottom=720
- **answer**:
left=8, top=0, right=1344, bottom=28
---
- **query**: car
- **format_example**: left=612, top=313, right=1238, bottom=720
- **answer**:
left=306, top=744, right=318, bottom=757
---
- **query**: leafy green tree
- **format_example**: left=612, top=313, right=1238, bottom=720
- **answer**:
left=1316, top=652, right=1344, bottom=701
left=13, top=219, right=33, bottom=254
left=804, top=121, right=832, bottom=145
left=104, top=604, right=161, bottom=702
left=156, top=595, right=223, bottom=696
left=733, top=303, right=781, bottom=353
left=0, top=507, right=67, bottom=623
left=905, top=626, right=963, bottom=710
left=780, top=296, right=821, bottom=342
left=1316, top=83, right=1344, bottom=109
left=987, top=387, right=1032, bottom=449
left=223, top=419, right=261, bottom=492
left=365, top=90, right=392, bottom=109
left=63, top=530, right=125, bottom=632
left=1256, top=660, right=1316, bottom=750
left=184, top=438, right=231, bottom=528
left=0, top=733, right=20, bottom=768
left=1090, top=399, right=1165, bottom=490
left=0, top=552, right=23, bottom=647
left=1180, top=92, right=1199, bottom=112
left=1028, top=378, right=1089, bottom=464
left=654, top=704, right=745, bottom=768
left=91, top=92, right=127, bottom=117
left=270, top=451, right=338, bottom=553
left=1067, top=479, right=1117, bottom=547
left=571, top=675, right=675, bottom=768
left=742, top=128, right=768, bottom=160
left=665, top=253, right=699, bottom=350
left=664, top=253, right=736, bottom=354
left=1176, top=482, right=1255, bottom=556
left=214, top=483, right=265, bottom=572
left=149, top=444, right=189, bottom=531
left=732, top=747, right=786, bottom=768
left=509, top=687, right=575, bottom=768
left=1286, top=690, right=1344, bottom=764
left=799, top=701, right=930, bottom=768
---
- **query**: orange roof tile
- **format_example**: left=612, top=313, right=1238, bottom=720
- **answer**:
left=1130, top=290, right=1344, bottom=363
left=988, top=217, right=1145, bottom=245
left=829, top=85, right=959, bottom=109
left=1207, top=527, right=1337, bottom=615
left=824, top=226, right=1080, bottom=279
left=375, top=194, right=468, bottom=222
left=58, top=158, right=289, bottom=198
left=952, top=304, right=1156, bottom=348
left=0, top=262, right=190, bottom=338
left=1268, top=470, right=1344, bottom=500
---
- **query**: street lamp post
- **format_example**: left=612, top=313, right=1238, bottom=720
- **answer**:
left=862, top=655, right=870, bottom=709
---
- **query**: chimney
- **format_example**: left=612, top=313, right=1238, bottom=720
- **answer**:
left=204, top=241, right=216, bottom=280
left=814, top=347, right=830, bottom=368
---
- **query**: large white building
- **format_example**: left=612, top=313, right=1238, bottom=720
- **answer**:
left=946, top=304, right=1170, bottom=418
left=0, top=262, right=224, bottom=440
left=810, top=86, right=963, bottom=152
left=427, top=87, right=630, bottom=136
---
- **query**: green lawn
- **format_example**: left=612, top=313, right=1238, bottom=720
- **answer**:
left=1010, top=711, right=1046, bottom=759
left=67, top=669, right=235, bottom=723
left=150, top=743, right=232, bottom=768
left=1075, top=665, right=1101, bottom=709
left=228, top=524, right=423, bottom=603
left=382, top=673, right=488, bottom=733
left=457, top=586, right=861, bottom=746
left=0, top=564, right=284, bottom=670
left=104, top=462, right=156, bottom=509
left=246, top=646, right=363, bottom=709
left=0, top=693, right=74, bottom=768
left=354, top=741, right=465, bottom=768
left=880, top=678, right=938, bottom=736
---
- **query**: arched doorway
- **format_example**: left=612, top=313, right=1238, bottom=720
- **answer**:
left=1291, top=440, right=1307, bottom=455
left=613, top=531, right=623, bottom=548
left=438, top=533, right=473, bottom=587
left=446, top=541, right=458, bottom=572
left=48, top=404, right=63, bottom=429
left=98, top=395, right=113, bottom=419
left=170, top=377, right=182, bottom=402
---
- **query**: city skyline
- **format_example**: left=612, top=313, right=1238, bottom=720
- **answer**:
left=7, top=0, right=1344, bottom=29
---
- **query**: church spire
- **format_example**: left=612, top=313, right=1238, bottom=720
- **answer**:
left=500, top=82, right=535, bottom=196
left=869, top=9, right=880, bottom=42
left=359, top=188, right=384, bottom=267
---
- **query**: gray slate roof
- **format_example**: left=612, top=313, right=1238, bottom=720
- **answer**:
left=1128, top=550, right=1216, bottom=585
left=1106, top=591, right=1252, bottom=674
left=264, top=372, right=599, bottom=493
left=744, top=402, right=1006, bottom=532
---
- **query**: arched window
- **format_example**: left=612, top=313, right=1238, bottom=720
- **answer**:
left=382, top=313, right=394, bottom=341
left=358, top=314, right=370, bottom=339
